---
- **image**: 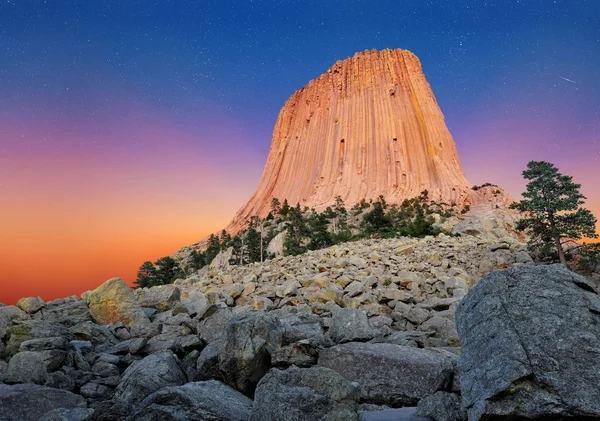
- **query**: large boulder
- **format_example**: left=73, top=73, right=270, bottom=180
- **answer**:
left=219, top=311, right=282, bottom=396
left=455, top=264, right=600, bottom=420
left=3, top=351, right=49, bottom=385
left=38, top=408, right=94, bottom=421
left=112, top=352, right=187, bottom=409
left=16, top=297, right=45, bottom=314
left=329, top=308, right=378, bottom=344
left=126, top=380, right=252, bottom=421
left=318, top=342, right=454, bottom=407
left=136, top=285, right=181, bottom=311
left=250, top=366, right=359, bottom=421
left=85, top=278, right=150, bottom=333
left=0, top=383, right=86, bottom=421
left=3, top=320, right=72, bottom=356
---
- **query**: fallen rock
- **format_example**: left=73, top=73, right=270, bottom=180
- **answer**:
left=416, top=392, right=466, bottom=421
left=456, top=264, right=600, bottom=420
left=251, top=366, right=359, bottom=421
left=319, top=342, right=453, bottom=407
left=136, top=285, right=181, bottom=311
left=127, top=380, right=252, bottom=421
left=37, top=408, right=94, bottom=421
left=16, top=297, right=45, bottom=314
left=219, top=311, right=282, bottom=396
left=85, top=278, right=150, bottom=333
left=0, top=383, right=86, bottom=421
left=4, top=351, right=49, bottom=385
left=329, top=308, right=378, bottom=344
left=112, top=352, right=187, bottom=409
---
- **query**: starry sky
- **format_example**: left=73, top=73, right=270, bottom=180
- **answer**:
left=1, top=0, right=599, bottom=304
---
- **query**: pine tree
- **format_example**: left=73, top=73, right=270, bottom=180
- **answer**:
left=511, top=161, right=598, bottom=266
left=188, top=250, right=206, bottom=273
left=153, top=256, right=183, bottom=286
left=205, top=234, right=221, bottom=265
left=134, top=261, right=156, bottom=288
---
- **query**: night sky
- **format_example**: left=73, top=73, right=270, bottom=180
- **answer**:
left=1, top=0, right=599, bottom=304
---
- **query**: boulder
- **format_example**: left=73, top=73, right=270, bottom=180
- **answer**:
left=4, top=351, right=49, bottom=385
left=112, top=352, right=187, bottom=409
left=16, top=297, right=45, bottom=314
left=85, top=278, right=150, bottom=333
left=250, top=366, right=359, bottom=421
left=455, top=264, right=600, bottom=420
left=3, top=320, right=72, bottom=356
left=219, top=311, right=282, bottom=396
left=360, top=407, right=432, bottom=421
left=0, top=383, right=86, bottom=421
left=126, top=380, right=252, bottom=421
left=136, top=285, right=181, bottom=311
left=416, top=392, right=466, bottom=421
left=318, top=342, right=454, bottom=407
left=329, top=308, right=378, bottom=344
left=197, top=308, right=233, bottom=343
left=37, top=408, right=94, bottom=421
left=196, top=340, right=223, bottom=381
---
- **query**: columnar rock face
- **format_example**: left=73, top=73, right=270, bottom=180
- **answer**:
left=227, top=48, right=471, bottom=234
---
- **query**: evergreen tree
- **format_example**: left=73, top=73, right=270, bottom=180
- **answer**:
left=307, top=212, right=333, bottom=250
left=362, top=200, right=393, bottom=234
left=246, top=228, right=262, bottom=263
left=279, top=199, right=291, bottom=219
left=134, top=261, right=156, bottom=288
left=220, top=230, right=232, bottom=250
left=188, top=249, right=206, bottom=273
left=511, top=161, right=598, bottom=266
left=270, top=197, right=281, bottom=216
left=205, top=234, right=221, bottom=265
left=152, top=256, right=183, bottom=286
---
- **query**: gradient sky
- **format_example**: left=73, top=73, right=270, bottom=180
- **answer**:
left=1, top=1, right=598, bottom=305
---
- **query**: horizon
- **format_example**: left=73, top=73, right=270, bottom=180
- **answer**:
left=1, top=1, right=599, bottom=305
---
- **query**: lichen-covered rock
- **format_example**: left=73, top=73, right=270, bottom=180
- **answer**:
left=456, top=264, right=600, bottom=420
left=318, top=342, right=454, bottom=407
left=16, top=296, right=45, bottom=314
left=250, top=366, right=359, bottom=421
left=127, top=380, right=252, bottom=421
left=37, top=408, right=94, bottom=421
left=85, top=278, right=150, bottom=332
left=4, top=351, right=49, bottom=385
left=219, top=311, right=282, bottom=396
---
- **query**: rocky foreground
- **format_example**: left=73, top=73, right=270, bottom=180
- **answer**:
left=1, top=236, right=599, bottom=421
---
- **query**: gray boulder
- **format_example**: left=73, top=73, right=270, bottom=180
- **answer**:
left=318, top=342, right=453, bottom=407
left=219, top=311, right=282, bottom=395
left=416, top=392, right=466, bottom=421
left=126, top=380, right=252, bottom=421
left=112, top=352, right=187, bottom=408
left=0, top=383, right=86, bottom=421
left=38, top=408, right=94, bottom=421
left=250, top=366, right=359, bottom=421
left=329, top=308, right=378, bottom=344
left=4, top=351, right=49, bottom=385
left=455, top=264, right=600, bottom=420
left=197, top=308, right=233, bottom=343
left=136, top=285, right=181, bottom=311
left=360, top=407, right=432, bottom=421
left=196, top=340, right=223, bottom=381
left=3, top=321, right=73, bottom=356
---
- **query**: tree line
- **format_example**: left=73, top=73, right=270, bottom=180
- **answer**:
left=134, top=160, right=600, bottom=288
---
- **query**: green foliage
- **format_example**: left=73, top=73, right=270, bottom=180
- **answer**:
left=472, top=182, right=498, bottom=191
left=511, top=161, right=598, bottom=266
left=577, top=243, right=600, bottom=274
left=220, top=230, right=232, bottom=250
left=307, top=212, right=333, bottom=250
left=362, top=199, right=393, bottom=234
left=153, top=256, right=184, bottom=286
left=205, top=234, right=221, bottom=265
left=135, top=256, right=183, bottom=288
left=188, top=249, right=206, bottom=273
left=134, top=261, right=156, bottom=288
